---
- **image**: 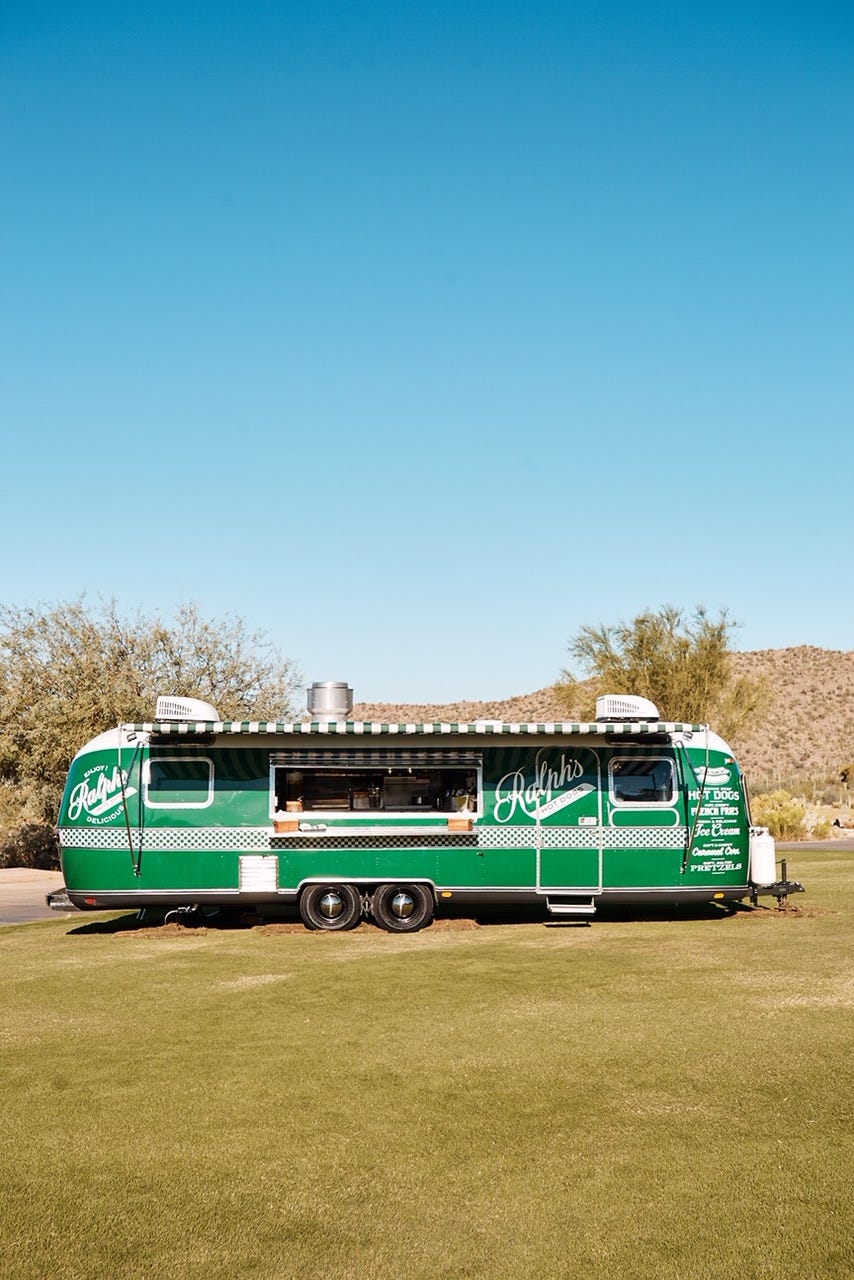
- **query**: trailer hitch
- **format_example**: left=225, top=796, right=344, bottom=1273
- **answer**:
left=750, top=859, right=805, bottom=909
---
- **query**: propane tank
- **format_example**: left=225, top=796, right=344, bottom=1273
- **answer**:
left=749, top=827, right=777, bottom=887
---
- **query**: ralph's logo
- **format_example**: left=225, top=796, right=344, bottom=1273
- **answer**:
left=494, top=752, right=593, bottom=823
left=68, top=764, right=137, bottom=825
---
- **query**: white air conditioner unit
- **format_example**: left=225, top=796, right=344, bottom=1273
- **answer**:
left=155, top=696, right=221, bottom=722
left=595, top=694, right=660, bottom=722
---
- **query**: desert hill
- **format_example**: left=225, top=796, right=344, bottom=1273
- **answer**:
left=727, top=647, right=853, bottom=781
left=352, top=646, right=854, bottom=785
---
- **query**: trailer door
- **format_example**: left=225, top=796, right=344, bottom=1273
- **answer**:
left=534, top=745, right=601, bottom=891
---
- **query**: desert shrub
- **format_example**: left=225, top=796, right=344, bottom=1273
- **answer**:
left=751, top=791, right=807, bottom=841
left=0, top=822, right=61, bottom=871
left=750, top=774, right=842, bottom=805
left=811, top=819, right=832, bottom=841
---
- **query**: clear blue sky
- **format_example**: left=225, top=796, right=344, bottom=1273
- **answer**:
left=2, top=1, right=852, bottom=704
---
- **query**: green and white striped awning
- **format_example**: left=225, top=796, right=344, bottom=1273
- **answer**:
left=135, top=719, right=704, bottom=738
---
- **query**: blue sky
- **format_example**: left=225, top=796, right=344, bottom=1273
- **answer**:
left=2, top=1, right=852, bottom=704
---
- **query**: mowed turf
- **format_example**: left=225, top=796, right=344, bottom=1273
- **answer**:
left=1, top=852, right=852, bottom=1280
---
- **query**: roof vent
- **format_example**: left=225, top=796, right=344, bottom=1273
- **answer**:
left=155, top=696, right=221, bottom=722
left=306, top=681, right=354, bottom=723
left=595, top=694, right=660, bottom=722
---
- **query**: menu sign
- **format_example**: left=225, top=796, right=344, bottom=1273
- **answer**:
left=686, top=765, right=746, bottom=876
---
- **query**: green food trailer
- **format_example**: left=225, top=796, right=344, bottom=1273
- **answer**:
left=55, top=681, right=793, bottom=931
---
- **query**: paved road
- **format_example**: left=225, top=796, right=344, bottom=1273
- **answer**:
left=0, top=869, right=79, bottom=926
left=778, top=838, right=854, bottom=851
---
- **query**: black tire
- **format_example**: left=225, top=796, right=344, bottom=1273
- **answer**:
left=299, top=883, right=362, bottom=932
left=371, top=883, right=434, bottom=933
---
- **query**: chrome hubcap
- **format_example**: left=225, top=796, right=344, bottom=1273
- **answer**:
left=391, top=892, right=415, bottom=919
left=318, top=891, right=344, bottom=919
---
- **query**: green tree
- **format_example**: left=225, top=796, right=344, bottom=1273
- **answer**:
left=0, top=599, right=302, bottom=860
left=555, top=604, right=766, bottom=738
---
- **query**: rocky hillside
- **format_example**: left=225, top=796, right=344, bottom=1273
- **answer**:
left=353, top=646, right=854, bottom=784
left=727, top=647, right=854, bottom=781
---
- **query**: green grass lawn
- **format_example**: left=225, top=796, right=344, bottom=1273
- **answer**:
left=1, top=851, right=852, bottom=1280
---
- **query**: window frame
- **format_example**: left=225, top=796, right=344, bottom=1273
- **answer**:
left=142, top=754, right=215, bottom=810
left=268, top=750, right=483, bottom=822
left=608, top=755, right=677, bottom=808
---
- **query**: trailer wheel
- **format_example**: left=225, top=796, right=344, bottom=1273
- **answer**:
left=371, top=883, right=433, bottom=933
left=299, top=883, right=362, bottom=931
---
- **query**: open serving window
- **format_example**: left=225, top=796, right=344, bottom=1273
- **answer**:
left=270, top=749, right=481, bottom=820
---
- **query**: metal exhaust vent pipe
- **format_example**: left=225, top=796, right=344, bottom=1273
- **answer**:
left=306, top=681, right=354, bottom=723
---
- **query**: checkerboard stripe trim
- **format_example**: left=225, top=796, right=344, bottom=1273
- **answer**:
left=59, top=825, right=690, bottom=852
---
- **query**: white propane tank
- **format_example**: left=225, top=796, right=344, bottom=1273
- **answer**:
left=749, top=827, right=777, bottom=888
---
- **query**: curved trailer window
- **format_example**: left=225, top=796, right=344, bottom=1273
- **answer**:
left=609, top=757, right=676, bottom=806
left=143, top=756, right=215, bottom=809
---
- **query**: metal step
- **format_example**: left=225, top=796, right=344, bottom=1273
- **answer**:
left=545, top=896, right=597, bottom=917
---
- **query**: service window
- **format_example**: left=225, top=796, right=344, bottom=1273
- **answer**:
left=144, top=756, right=215, bottom=809
left=609, top=757, right=676, bottom=805
left=270, top=750, right=481, bottom=817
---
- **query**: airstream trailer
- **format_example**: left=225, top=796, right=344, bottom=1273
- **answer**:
left=54, top=682, right=797, bottom=930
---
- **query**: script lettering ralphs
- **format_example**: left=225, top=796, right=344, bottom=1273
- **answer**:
left=494, top=752, right=590, bottom=823
left=68, top=765, right=136, bottom=822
